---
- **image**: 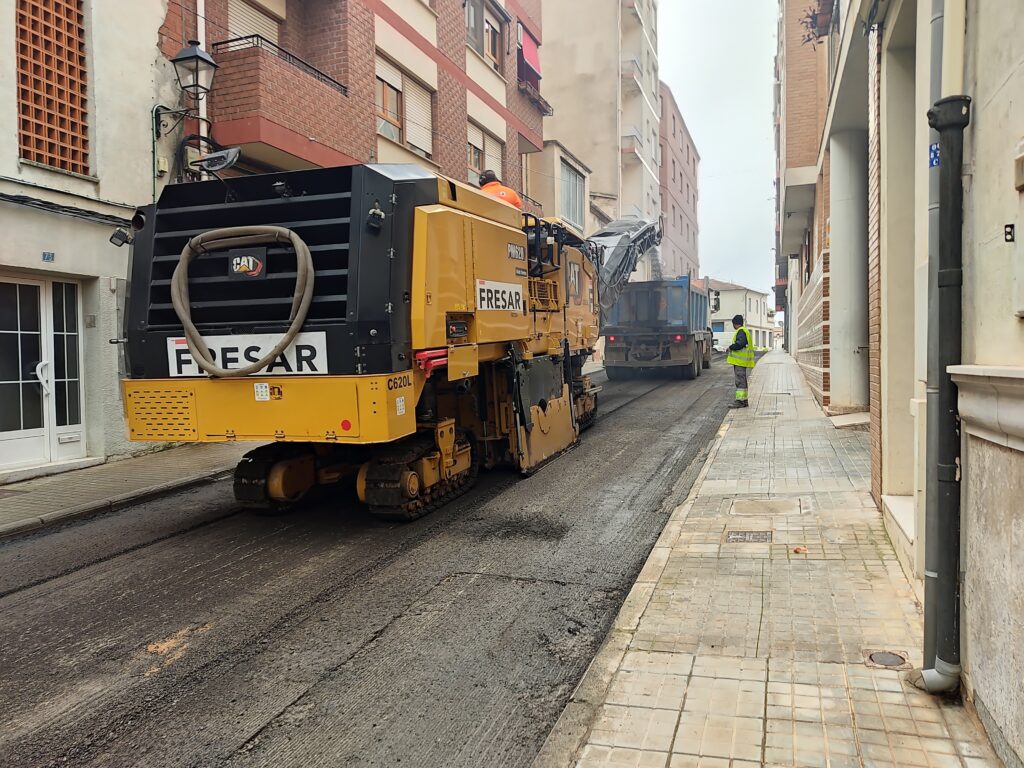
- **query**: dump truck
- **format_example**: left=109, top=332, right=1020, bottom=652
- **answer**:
left=119, top=164, right=659, bottom=518
left=601, top=276, right=712, bottom=380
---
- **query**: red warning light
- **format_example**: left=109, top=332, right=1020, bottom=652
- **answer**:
left=608, top=335, right=616, bottom=342
left=674, top=334, right=683, bottom=341
left=340, top=419, right=352, bottom=431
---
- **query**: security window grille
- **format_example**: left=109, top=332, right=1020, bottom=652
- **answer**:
left=560, top=160, right=584, bottom=228
left=227, top=0, right=280, bottom=44
left=17, top=0, right=90, bottom=176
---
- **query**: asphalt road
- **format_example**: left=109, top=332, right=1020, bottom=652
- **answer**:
left=0, top=362, right=732, bottom=768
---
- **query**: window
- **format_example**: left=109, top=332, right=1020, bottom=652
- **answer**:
left=228, top=0, right=280, bottom=43
left=671, top=159, right=676, bottom=181
left=484, top=8, right=503, bottom=71
left=467, top=125, right=484, bottom=182
left=712, top=321, right=725, bottom=333
left=468, top=122, right=503, bottom=182
left=560, top=160, right=584, bottom=228
left=672, top=115, right=676, bottom=136
left=517, top=23, right=541, bottom=90
left=376, top=56, right=433, bottom=159
left=17, top=0, right=89, bottom=176
left=466, top=0, right=484, bottom=54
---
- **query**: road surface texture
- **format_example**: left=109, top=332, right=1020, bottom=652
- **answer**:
left=0, top=364, right=732, bottom=768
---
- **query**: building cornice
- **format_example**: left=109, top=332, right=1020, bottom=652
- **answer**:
left=949, top=365, right=1024, bottom=452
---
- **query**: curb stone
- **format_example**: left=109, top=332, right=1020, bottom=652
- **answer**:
left=0, top=465, right=235, bottom=541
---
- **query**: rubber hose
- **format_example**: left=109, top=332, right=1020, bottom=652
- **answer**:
left=170, top=225, right=314, bottom=378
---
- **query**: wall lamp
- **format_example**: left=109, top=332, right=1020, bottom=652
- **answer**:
left=154, top=40, right=219, bottom=138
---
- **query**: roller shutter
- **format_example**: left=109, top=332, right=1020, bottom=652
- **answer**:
left=228, top=0, right=280, bottom=43
left=404, top=79, right=433, bottom=157
left=483, top=133, right=503, bottom=177
left=375, top=56, right=403, bottom=90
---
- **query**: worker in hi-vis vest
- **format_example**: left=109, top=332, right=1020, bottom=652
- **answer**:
left=479, top=170, right=524, bottom=210
left=726, top=314, right=756, bottom=408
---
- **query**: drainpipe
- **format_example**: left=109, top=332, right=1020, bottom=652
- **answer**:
left=915, top=0, right=970, bottom=694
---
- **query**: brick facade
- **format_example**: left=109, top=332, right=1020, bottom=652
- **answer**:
left=867, top=28, right=882, bottom=505
left=161, top=0, right=546, bottom=202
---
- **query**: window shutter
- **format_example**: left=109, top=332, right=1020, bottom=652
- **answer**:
left=467, top=123, right=484, bottom=151
left=483, top=133, right=503, bottom=177
left=404, top=79, right=433, bottom=157
left=228, top=0, right=280, bottom=43
left=375, top=56, right=403, bottom=90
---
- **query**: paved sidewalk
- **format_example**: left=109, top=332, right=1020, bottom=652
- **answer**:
left=536, top=351, right=1001, bottom=768
left=0, top=443, right=247, bottom=538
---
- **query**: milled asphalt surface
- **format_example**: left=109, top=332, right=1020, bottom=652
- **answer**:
left=0, top=363, right=732, bottom=768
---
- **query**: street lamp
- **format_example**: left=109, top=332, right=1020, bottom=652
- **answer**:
left=170, top=39, right=219, bottom=100
left=154, top=41, right=218, bottom=139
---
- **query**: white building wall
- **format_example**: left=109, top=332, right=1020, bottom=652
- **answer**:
left=0, top=0, right=179, bottom=478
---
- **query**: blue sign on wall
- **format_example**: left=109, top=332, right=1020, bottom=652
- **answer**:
left=929, top=143, right=940, bottom=168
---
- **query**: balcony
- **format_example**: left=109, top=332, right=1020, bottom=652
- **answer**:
left=209, top=36, right=360, bottom=170
left=621, top=58, right=643, bottom=92
left=622, top=0, right=646, bottom=27
left=517, top=79, right=554, bottom=117
left=620, top=125, right=644, bottom=162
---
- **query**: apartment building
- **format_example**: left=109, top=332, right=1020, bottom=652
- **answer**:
left=163, top=0, right=549, bottom=195
left=707, top=279, right=772, bottom=351
left=541, top=0, right=661, bottom=277
left=526, top=140, right=591, bottom=236
left=777, top=0, right=1024, bottom=761
left=658, top=82, right=700, bottom=280
left=0, top=0, right=181, bottom=480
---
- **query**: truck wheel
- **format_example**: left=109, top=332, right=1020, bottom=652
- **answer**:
left=702, top=352, right=711, bottom=370
left=606, top=366, right=627, bottom=381
left=695, top=353, right=703, bottom=377
left=682, top=358, right=698, bottom=380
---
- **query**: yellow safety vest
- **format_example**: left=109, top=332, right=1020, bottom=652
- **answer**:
left=726, top=326, right=756, bottom=368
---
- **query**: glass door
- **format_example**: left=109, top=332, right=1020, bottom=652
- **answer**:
left=0, top=278, right=85, bottom=471
left=0, top=278, right=48, bottom=469
left=49, top=281, right=84, bottom=462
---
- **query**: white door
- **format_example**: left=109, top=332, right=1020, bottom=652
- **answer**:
left=0, top=277, right=85, bottom=471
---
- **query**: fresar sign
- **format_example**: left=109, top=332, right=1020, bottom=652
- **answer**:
left=166, top=332, right=327, bottom=377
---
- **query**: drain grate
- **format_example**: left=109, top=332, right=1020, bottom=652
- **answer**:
left=865, top=649, right=910, bottom=669
left=759, top=411, right=783, bottom=416
left=726, top=530, right=772, bottom=543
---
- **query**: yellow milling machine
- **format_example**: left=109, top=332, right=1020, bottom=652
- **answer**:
left=119, top=164, right=660, bottom=519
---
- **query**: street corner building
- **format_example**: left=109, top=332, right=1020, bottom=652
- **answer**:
left=0, top=0, right=552, bottom=481
left=775, top=0, right=1024, bottom=763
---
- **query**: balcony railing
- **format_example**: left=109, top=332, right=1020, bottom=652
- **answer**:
left=212, top=35, right=348, bottom=97
left=517, top=79, right=553, bottom=116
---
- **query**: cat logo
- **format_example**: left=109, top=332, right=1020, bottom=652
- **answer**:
left=229, top=253, right=265, bottom=278
left=568, top=262, right=583, bottom=305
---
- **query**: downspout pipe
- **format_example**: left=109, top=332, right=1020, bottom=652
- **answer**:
left=922, top=0, right=944, bottom=672
left=915, top=94, right=971, bottom=694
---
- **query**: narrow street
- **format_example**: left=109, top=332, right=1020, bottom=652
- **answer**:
left=0, top=365, right=732, bottom=768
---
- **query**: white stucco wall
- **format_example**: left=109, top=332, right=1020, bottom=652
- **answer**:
left=0, top=0, right=180, bottom=470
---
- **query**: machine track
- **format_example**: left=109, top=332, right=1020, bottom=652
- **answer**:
left=364, top=434, right=480, bottom=521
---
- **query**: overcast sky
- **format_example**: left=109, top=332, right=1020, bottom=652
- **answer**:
left=658, top=0, right=778, bottom=300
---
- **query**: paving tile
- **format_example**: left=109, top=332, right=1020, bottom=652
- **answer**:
left=566, top=353, right=1000, bottom=768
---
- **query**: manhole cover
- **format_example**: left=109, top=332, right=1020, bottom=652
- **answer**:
left=726, top=530, right=772, bottom=543
left=866, top=650, right=909, bottom=668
